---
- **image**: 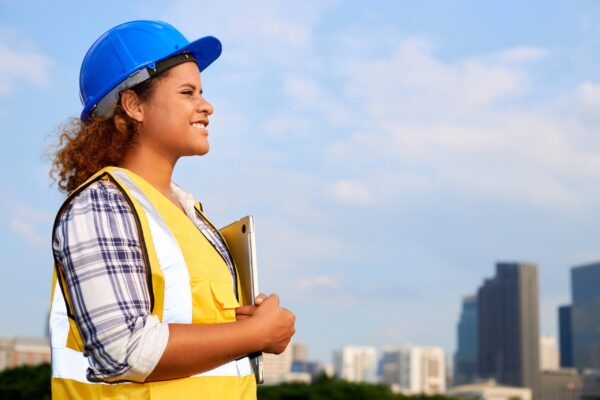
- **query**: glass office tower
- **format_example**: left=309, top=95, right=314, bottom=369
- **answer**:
left=477, top=262, right=540, bottom=397
left=559, top=305, right=573, bottom=368
left=454, top=295, right=478, bottom=385
left=571, top=262, right=600, bottom=370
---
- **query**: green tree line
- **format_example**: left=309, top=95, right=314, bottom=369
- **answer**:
left=0, top=363, right=50, bottom=400
left=258, top=374, right=460, bottom=400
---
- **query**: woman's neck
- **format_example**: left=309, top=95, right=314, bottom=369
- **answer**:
left=119, top=146, right=177, bottom=198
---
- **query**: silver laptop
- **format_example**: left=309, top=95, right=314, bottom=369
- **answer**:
left=219, top=215, right=264, bottom=384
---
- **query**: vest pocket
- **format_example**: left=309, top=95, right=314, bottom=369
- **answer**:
left=191, top=279, right=239, bottom=323
left=209, top=280, right=240, bottom=323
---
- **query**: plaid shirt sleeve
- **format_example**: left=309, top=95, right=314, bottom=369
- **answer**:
left=52, top=179, right=169, bottom=383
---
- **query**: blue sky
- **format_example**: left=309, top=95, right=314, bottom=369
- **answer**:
left=2, top=1, right=600, bottom=365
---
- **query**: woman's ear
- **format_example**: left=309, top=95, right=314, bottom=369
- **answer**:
left=120, top=90, right=144, bottom=123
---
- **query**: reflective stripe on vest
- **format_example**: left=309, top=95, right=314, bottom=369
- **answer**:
left=111, top=169, right=193, bottom=324
left=49, top=167, right=255, bottom=399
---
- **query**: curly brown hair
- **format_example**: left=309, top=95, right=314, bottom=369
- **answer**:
left=50, top=73, right=167, bottom=193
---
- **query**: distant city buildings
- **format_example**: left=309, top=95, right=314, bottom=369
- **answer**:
left=261, top=258, right=600, bottom=398
left=477, top=262, right=540, bottom=397
left=381, top=345, right=446, bottom=395
left=448, top=379, right=532, bottom=400
left=262, top=341, right=325, bottom=384
left=540, top=335, right=559, bottom=371
left=0, top=337, right=50, bottom=371
left=333, top=346, right=377, bottom=383
left=454, top=295, right=478, bottom=385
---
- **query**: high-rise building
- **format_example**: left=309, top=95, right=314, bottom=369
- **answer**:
left=540, top=336, right=559, bottom=371
left=263, top=344, right=293, bottom=384
left=571, top=262, right=600, bottom=370
left=289, top=342, right=323, bottom=379
left=333, top=346, right=377, bottom=383
left=477, top=262, right=540, bottom=397
left=454, top=295, right=478, bottom=385
left=291, top=342, right=308, bottom=363
left=559, top=305, right=573, bottom=367
left=380, top=347, right=401, bottom=387
left=381, top=345, right=446, bottom=395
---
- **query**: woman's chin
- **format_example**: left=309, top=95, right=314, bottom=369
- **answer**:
left=194, top=144, right=210, bottom=156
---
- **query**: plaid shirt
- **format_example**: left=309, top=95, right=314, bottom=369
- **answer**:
left=53, top=179, right=236, bottom=382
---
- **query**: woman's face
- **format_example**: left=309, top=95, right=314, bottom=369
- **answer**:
left=137, top=61, right=214, bottom=160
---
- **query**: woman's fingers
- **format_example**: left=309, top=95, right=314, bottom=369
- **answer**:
left=235, top=294, right=269, bottom=321
left=254, top=293, right=267, bottom=305
left=235, top=305, right=255, bottom=316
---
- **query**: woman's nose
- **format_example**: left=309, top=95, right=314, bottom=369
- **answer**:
left=198, top=97, right=214, bottom=115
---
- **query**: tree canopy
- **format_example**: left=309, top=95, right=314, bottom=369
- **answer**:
left=0, top=363, right=50, bottom=400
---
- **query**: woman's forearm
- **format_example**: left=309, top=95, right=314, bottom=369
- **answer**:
left=145, top=319, right=263, bottom=382
left=146, top=293, right=295, bottom=382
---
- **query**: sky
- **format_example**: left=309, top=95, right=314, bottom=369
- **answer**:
left=2, top=0, right=600, bottom=366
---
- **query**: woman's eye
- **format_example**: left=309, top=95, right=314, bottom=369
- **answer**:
left=180, top=90, right=194, bottom=96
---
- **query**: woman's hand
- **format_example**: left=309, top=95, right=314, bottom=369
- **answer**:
left=250, top=293, right=296, bottom=355
left=235, top=294, right=267, bottom=321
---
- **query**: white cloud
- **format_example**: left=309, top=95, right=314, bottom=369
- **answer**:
left=158, top=0, right=338, bottom=69
left=2, top=198, right=53, bottom=250
left=263, top=114, right=313, bottom=138
left=482, top=46, right=548, bottom=64
left=12, top=203, right=53, bottom=225
left=298, top=275, right=340, bottom=289
left=0, top=39, right=51, bottom=95
left=308, top=39, right=600, bottom=210
left=329, top=180, right=373, bottom=205
left=10, top=218, right=46, bottom=248
left=574, top=81, right=600, bottom=110
left=341, top=38, right=534, bottom=119
left=282, top=75, right=351, bottom=127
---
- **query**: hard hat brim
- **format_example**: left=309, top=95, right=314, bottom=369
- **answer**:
left=180, top=35, right=222, bottom=73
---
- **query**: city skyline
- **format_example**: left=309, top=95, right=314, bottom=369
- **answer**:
left=3, top=1, right=600, bottom=365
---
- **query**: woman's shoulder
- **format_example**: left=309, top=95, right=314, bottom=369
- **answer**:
left=56, top=178, right=130, bottom=226
left=53, top=176, right=138, bottom=251
left=70, top=179, right=125, bottom=207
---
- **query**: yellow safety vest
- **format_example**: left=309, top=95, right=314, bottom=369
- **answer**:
left=49, top=166, right=256, bottom=399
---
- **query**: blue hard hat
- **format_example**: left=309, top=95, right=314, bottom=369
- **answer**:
left=79, top=20, right=222, bottom=120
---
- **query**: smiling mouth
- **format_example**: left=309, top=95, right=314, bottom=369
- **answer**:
left=191, top=122, right=207, bottom=129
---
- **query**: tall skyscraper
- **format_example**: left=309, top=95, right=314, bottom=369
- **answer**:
left=454, top=295, right=478, bottom=385
left=571, top=262, right=600, bottom=370
left=333, top=346, right=377, bottom=383
left=477, top=262, right=540, bottom=396
left=381, top=345, right=446, bottom=395
left=559, top=305, right=573, bottom=367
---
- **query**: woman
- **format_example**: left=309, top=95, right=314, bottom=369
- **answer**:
left=49, top=20, right=296, bottom=399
